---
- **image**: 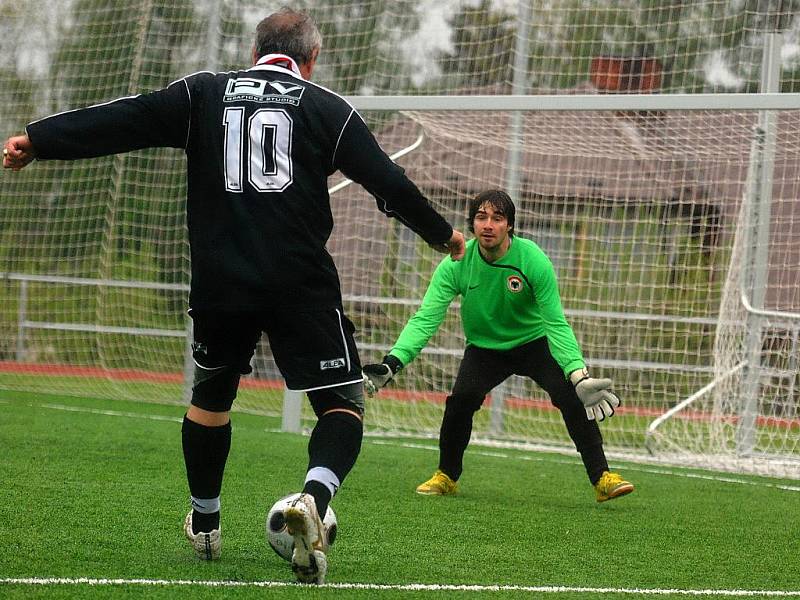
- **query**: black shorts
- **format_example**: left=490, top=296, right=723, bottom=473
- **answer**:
left=189, top=306, right=363, bottom=392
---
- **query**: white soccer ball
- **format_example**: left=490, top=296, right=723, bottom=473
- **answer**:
left=266, top=493, right=338, bottom=562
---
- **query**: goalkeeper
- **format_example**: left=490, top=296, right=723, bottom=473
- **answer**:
left=363, top=189, right=633, bottom=502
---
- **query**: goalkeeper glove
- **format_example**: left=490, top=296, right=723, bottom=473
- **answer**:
left=362, top=355, right=403, bottom=397
left=570, top=368, right=621, bottom=422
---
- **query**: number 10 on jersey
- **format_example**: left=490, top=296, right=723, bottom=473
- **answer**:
left=223, top=107, right=293, bottom=193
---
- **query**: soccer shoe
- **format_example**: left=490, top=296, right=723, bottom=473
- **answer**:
left=415, top=470, right=458, bottom=496
left=594, top=471, right=634, bottom=503
left=284, top=493, right=328, bottom=584
left=183, top=511, right=221, bottom=560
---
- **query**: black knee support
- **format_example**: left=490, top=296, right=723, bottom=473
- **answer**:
left=307, top=381, right=365, bottom=418
left=190, top=364, right=241, bottom=412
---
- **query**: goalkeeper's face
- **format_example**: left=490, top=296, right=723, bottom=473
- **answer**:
left=473, top=204, right=511, bottom=256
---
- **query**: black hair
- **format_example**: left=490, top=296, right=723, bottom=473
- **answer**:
left=467, top=189, right=516, bottom=234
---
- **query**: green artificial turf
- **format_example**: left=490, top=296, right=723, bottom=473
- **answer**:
left=2, top=390, right=799, bottom=599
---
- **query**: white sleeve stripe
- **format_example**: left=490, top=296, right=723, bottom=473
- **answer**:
left=335, top=308, right=352, bottom=371
left=182, top=78, right=191, bottom=149
left=168, top=70, right=216, bottom=86
left=332, top=109, right=354, bottom=166
left=27, top=79, right=193, bottom=148
left=27, top=94, right=143, bottom=126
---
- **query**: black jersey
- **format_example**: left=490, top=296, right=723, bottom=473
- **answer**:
left=26, top=54, right=453, bottom=311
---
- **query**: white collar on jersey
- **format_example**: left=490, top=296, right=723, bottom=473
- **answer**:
left=252, top=54, right=303, bottom=79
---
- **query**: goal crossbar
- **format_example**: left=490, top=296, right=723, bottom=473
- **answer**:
left=347, top=93, right=800, bottom=112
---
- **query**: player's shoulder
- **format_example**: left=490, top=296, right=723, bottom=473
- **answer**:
left=459, top=238, right=483, bottom=265
left=174, top=69, right=231, bottom=85
left=510, top=236, right=553, bottom=272
left=437, top=239, right=477, bottom=273
left=299, top=78, right=355, bottom=108
left=299, top=79, right=360, bottom=126
left=513, top=236, right=547, bottom=258
left=171, top=69, right=238, bottom=96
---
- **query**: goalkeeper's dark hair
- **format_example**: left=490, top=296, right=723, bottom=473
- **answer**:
left=468, top=189, right=515, bottom=235
left=254, top=7, right=322, bottom=66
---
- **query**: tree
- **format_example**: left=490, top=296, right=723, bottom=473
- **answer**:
left=306, top=0, right=423, bottom=94
left=436, top=0, right=515, bottom=90
left=431, top=0, right=799, bottom=93
left=0, top=1, right=202, bottom=288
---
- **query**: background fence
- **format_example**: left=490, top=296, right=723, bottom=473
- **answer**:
left=1, top=0, right=799, bottom=478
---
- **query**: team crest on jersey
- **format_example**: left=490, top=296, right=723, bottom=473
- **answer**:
left=320, top=358, right=346, bottom=370
left=224, top=78, right=305, bottom=105
left=507, top=275, right=523, bottom=293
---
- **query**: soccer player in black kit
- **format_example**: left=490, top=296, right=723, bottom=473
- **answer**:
left=3, top=8, right=465, bottom=584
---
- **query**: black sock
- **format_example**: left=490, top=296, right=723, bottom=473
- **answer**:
left=579, top=443, right=609, bottom=486
left=181, top=415, right=231, bottom=532
left=559, top=402, right=607, bottom=485
left=192, top=510, right=220, bottom=533
left=304, top=411, right=363, bottom=516
left=438, top=404, right=474, bottom=481
left=302, top=480, right=333, bottom=519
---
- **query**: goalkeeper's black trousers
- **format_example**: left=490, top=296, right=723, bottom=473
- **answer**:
left=438, top=337, right=608, bottom=485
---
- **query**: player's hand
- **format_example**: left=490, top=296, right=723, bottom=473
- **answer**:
left=429, top=229, right=466, bottom=261
left=3, top=134, right=37, bottom=171
left=362, top=355, right=403, bottom=397
left=570, top=369, right=620, bottom=421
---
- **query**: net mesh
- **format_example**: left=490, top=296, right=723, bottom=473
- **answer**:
left=0, top=0, right=799, bottom=477
left=339, top=107, right=800, bottom=479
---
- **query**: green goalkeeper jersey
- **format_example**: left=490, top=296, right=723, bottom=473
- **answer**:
left=390, top=237, right=585, bottom=378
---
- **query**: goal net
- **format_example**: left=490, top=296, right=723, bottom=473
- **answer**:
left=0, top=0, right=799, bottom=478
left=346, top=99, right=800, bottom=481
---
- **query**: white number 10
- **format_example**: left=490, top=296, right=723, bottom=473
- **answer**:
left=223, top=107, right=293, bottom=193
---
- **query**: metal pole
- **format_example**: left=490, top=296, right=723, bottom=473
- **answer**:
left=205, top=0, right=222, bottom=72
left=736, top=11, right=783, bottom=455
left=504, top=0, right=532, bottom=200
left=281, top=389, right=303, bottom=433
left=490, top=0, right=533, bottom=436
left=646, top=361, right=747, bottom=455
left=182, top=317, right=194, bottom=404
left=489, top=382, right=508, bottom=436
left=16, top=280, right=27, bottom=362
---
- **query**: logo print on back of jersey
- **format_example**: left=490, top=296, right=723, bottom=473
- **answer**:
left=507, top=275, right=523, bottom=293
left=267, top=81, right=303, bottom=95
left=224, top=78, right=305, bottom=106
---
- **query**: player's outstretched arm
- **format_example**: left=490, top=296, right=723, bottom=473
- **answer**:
left=2, top=134, right=37, bottom=171
left=362, top=355, right=404, bottom=397
left=429, top=229, right=466, bottom=261
left=570, top=368, right=621, bottom=421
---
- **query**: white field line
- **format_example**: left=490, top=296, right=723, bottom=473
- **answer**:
left=1, top=578, right=799, bottom=596
left=37, top=402, right=183, bottom=423
left=22, top=401, right=800, bottom=493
